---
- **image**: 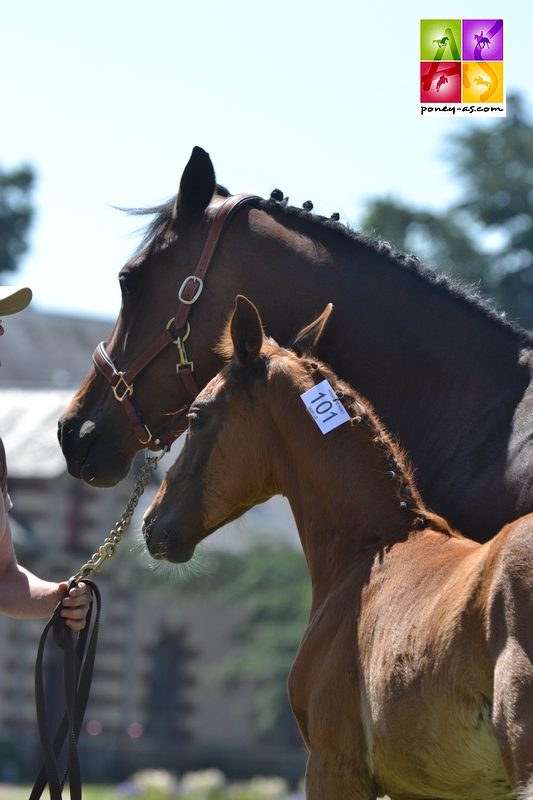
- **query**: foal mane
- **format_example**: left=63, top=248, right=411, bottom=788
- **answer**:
left=297, top=357, right=454, bottom=537
left=216, top=323, right=454, bottom=537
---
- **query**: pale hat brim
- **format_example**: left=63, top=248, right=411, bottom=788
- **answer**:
left=0, top=286, right=33, bottom=315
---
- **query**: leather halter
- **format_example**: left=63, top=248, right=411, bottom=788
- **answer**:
left=92, top=193, right=261, bottom=451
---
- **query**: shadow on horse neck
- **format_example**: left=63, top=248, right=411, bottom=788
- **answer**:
left=243, top=199, right=533, bottom=540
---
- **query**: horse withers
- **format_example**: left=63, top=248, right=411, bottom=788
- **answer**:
left=143, top=296, right=533, bottom=800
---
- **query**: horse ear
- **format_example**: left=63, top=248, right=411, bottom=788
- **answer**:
left=230, top=295, right=264, bottom=367
left=175, top=146, right=216, bottom=221
left=290, top=303, right=333, bottom=356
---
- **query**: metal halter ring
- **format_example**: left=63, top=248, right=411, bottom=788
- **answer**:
left=166, top=319, right=191, bottom=343
left=178, top=276, right=204, bottom=305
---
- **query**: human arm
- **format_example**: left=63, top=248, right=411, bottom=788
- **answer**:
left=0, top=497, right=91, bottom=630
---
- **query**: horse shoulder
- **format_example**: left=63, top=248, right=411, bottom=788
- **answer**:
left=485, top=513, right=533, bottom=788
left=485, top=512, right=533, bottom=642
left=506, top=363, right=533, bottom=510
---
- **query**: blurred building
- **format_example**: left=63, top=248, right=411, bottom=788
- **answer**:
left=0, top=308, right=303, bottom=782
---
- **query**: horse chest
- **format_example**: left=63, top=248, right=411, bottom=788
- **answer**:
left=288, top=595, right=364, bottom=752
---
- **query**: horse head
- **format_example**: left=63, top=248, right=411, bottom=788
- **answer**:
left=58, top=148, right=260, bottom=486
left=142, top=296, right=333, bottom=563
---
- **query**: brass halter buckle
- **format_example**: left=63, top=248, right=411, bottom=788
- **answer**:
left=175, top=339, right=193, bottom=373
left=112, top=372, right=134, bottom=402
left=167, top=320, right=194, bottom=372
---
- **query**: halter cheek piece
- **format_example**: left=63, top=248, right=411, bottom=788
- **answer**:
left=92, top=193, right=261, bottom=452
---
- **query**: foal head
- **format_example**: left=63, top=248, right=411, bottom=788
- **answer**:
left=142, top=295, right=333, bottom=563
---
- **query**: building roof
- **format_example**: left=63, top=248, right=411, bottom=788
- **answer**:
left=0, top=388, right=75, bottom=478
left=0, top=308, right=111, bottom=475
left=0, top=308, right=112, bottom=388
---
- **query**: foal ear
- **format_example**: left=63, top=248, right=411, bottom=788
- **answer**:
left=175, top=146, right=216, bottom=221
left=230, top=295, right=265, bottom=367
left=290, top=303, right=333, bottom=356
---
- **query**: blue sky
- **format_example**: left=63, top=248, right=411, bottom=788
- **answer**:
left=2, top=0, right=531, bottom=318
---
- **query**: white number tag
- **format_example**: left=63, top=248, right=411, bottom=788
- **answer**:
left=300, top=379, right=350, bottom=434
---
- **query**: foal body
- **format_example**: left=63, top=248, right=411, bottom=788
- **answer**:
left=144, top=298, right=533, bottom=800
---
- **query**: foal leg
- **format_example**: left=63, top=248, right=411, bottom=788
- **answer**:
left=305, top=749, right=376, bottom=799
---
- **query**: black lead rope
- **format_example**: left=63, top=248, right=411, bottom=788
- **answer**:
left=28, top=450, right=165, bottom=800
left=29, top=579, right=101, bottom=800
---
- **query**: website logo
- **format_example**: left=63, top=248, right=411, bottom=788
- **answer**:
left=420, top=19, right=505, bottom=117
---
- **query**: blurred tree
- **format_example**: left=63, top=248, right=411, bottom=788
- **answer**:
left=152, top=545, right=311, bottom=747
left=145, top=624, right=197, bottom=741
left=0, top=164, right=35, bottom=276
left=361, top=93, right=533, bottom=329
left=214, top=546, right=310, bottom=748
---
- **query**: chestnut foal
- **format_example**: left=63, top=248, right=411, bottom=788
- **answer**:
left=144, top=297, right=533, bottom=800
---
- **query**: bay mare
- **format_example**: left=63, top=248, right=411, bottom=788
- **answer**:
left=143, top=297, right=533, bottom=800
left=58, top=147, right=533, bottom=541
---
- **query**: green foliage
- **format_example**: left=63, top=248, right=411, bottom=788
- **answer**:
left=0, top=164, right=35, bottom=275
left=361, top=93, right=533, bottom=329
left=362, top=198, right=484, bottom=282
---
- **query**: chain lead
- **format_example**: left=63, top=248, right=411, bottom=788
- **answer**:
left=71, top=450, right=166, bottom=583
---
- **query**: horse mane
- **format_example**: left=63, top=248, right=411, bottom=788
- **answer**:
left=258, top=197, right=533, bottom=346
left=126, top=186, right=532, bottom=346
left=124, top=184, right=232, bottom=259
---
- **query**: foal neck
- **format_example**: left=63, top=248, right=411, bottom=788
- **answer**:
left=268, top=362, right=446, bottom=597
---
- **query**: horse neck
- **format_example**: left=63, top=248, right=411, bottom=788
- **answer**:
left=266, top=380, right=424, bottom=606
left=244, top=208, right=525, bottom=408
left=239, top=210, right=529, bottom=516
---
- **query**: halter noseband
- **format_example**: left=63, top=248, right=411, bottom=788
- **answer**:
left=92, top=193, right=261, bottom=451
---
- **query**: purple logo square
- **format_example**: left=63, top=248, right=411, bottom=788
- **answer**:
left=462, top=19, right=503, bottom=60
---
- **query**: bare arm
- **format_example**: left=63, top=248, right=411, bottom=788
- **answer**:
left=0, top=495, right=91, bottom=630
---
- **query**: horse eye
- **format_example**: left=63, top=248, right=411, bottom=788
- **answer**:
left=187, top=411, right=206, bottom=432
left=119, top=272, right=137, bottom=297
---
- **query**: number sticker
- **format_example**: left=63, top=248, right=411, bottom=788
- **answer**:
left=300, top=379, right=350, bottom=434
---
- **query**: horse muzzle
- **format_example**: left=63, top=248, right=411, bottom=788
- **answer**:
left=58, top=414, right=134, bottom=487
left=142, top=516, right=196, bottom=563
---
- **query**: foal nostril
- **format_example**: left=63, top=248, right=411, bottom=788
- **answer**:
left=142, top=516, right=157, bottom=541
left=142, top=520, right=170, bottom=560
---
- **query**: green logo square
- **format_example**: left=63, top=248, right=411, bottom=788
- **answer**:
left=420, top=19, right=462, bottom=61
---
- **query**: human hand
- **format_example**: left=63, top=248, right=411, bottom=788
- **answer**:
left=57, top=582, right=92, bottom=631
